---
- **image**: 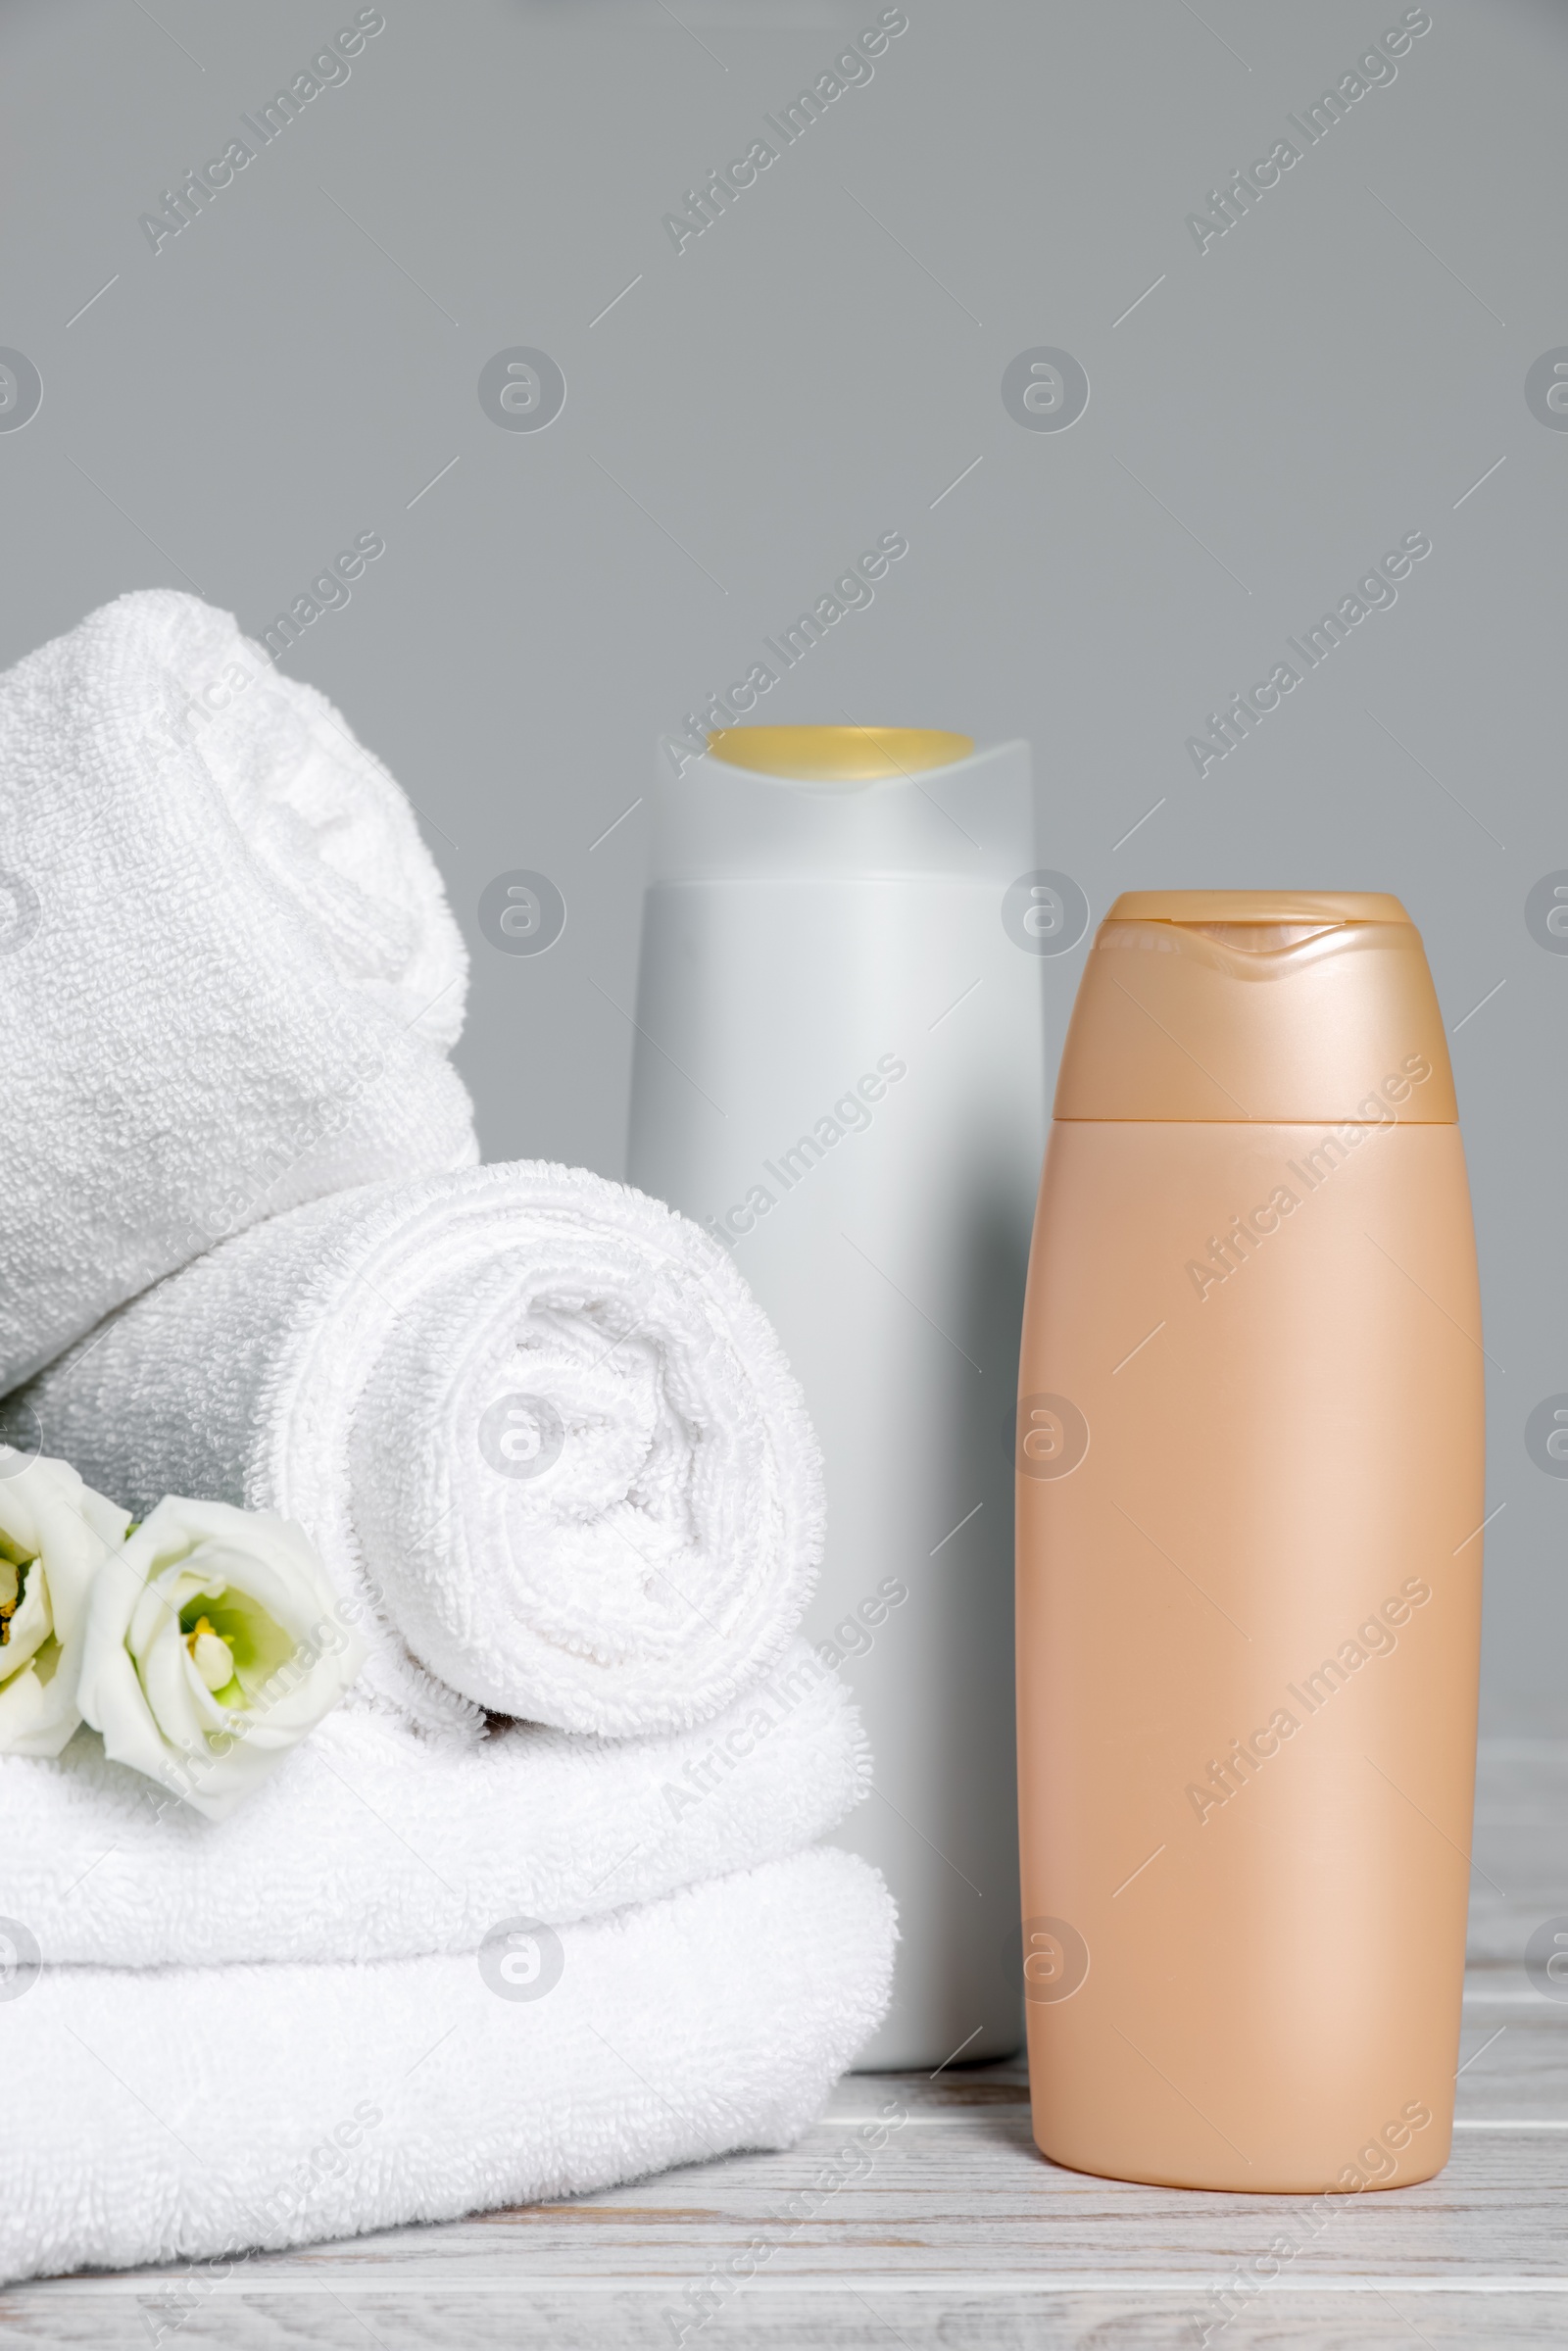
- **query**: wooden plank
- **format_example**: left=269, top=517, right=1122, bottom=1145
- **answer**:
left=10, top=2284, right=1568, bottom=2350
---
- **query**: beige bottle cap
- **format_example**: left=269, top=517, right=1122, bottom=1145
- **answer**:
left=1054, top=891, right=1457, bottom=1122
left=1108, top=889, right=1410, bottom=925
left=706, top=725, right=974, bottom=780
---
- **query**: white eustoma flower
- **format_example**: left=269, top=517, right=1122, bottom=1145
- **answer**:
left=75, top=1495, right=366, bottom=1820
left=0, top=1446, right=131, bottom=1757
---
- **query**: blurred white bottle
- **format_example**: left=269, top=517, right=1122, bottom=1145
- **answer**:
left=626, top=725, right=1047, bottom=2067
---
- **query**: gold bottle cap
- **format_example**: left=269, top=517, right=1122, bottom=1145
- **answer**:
left=705, top=725, right=974, bottom=781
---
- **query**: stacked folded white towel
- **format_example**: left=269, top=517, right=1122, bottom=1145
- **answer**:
left=0, top=595, right=895, bottom=2293
left=0, top=1637, right=866, bottom=1967
left=0, top=1849, right=893, bottom=2292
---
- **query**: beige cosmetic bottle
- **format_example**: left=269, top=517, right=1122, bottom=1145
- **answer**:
left=1016, top=891, right=1484, bottom=2193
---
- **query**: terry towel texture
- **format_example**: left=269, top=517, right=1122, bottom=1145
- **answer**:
left=0, top=593, right=897, bottom=2299
left=0, top=1846, right=898, bottom=2290
left=0, top=1638, right=864, bottom=1966
left=13, top=1162, right=826, bottom=1740
left=0, top=588, right=476, bottom=1392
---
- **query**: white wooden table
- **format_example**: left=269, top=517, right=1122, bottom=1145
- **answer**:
left=8, top=1740, right=1566, bottom=2348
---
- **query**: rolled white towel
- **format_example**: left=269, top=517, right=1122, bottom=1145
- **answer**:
left=0, top=588, right=475, bottom=1391
left=11, top=1163, right=825, bottom=1739
left=0, top=1845, right=897, bottom=2290
left=0, top=1638, right=864, bottom=1966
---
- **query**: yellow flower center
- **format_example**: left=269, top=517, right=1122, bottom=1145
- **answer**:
left=0, top=1555, right=29, bottom=1647
left=186, top=1616, right=235, bottom=1693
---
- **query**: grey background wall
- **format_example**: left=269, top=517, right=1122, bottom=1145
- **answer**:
left=1, top=0, right=1563, bottom=1731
